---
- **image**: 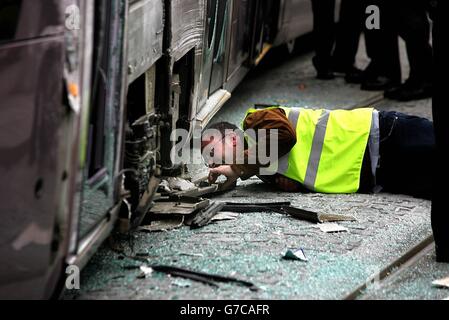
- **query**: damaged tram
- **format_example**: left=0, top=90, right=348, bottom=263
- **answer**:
left=0, top=0, right=313, bottom=298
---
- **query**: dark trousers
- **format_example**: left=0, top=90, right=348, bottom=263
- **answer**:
left=363, top=0, right=401, bottom=82
left=396, top=0, right=433, bottom=82
left=363, top=0, right=432, bottom=83
left=311, top=0, right=363, bottom=70
left=430, top=0, right=449, bottom=262
left=377, top=111, right=435, bottom=200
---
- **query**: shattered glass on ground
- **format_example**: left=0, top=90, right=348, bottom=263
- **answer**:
left=64, top=38, right=442, bottom=300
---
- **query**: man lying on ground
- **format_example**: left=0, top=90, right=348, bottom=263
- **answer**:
left=201, top=106, right=434, bottom=200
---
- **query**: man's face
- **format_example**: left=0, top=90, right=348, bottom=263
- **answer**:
left=201, top=133, right=237, bottom=168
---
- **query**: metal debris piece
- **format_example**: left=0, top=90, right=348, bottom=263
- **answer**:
left=183, top=212, right=198, bottom=226
left=221, top=202, right=355, bottom=223
left=190, top=202, right=226, bottom=229
left=138, top=216, right=184, bottom=232
left=175, top=185, right=218, bottom=197
left=150, top=265, right=258, bottom=291
left=318, top=223, right=349, bottom=233
left=222, top=202, right=291, bottom=213
left=279, top=205, right=322, bottom=223
left=283, top=248, right=308, bottom=262
left=167, top=177, right=196, bottom=191
left=175, top=181, right=235, bottom=198
left=130, top=176, right=161, bottom=229
left=158, top=180, right=172, bottom=193
left=149, top=196, right=210, bottom=215
left=211, top=211, right=239, bottom=222
left=137, top=266, right=153, bottom=278
left=432, top=276, right=449, bottom=288
left=280, top=205, right=356, bottom=223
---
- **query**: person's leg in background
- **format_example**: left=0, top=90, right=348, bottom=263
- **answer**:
left=310, top=0, right=336, bottom=79
left=376, top=111, right=435, bottom=200
left=332, top=0, right=365, bottom=83
left=430, top=0, right=449, bottom=263
left=362, top=0, right=402, bottom=91
left=385, top=0, right=433, bottom=101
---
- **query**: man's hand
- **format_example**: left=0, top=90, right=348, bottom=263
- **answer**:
left=275, top=175, right=301, bottom=192
left=208, top=165, right=240, bottom=189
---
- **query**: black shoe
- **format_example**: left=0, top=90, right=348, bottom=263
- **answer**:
left=313, top=57, right=335, bottom=80
left=384, top=79, right=432, bottom=101
left=361, top=76, right=400, bottom=91
left=344, top=66, right=365, bottom=84
left=333, top=65, right=365, bottom=84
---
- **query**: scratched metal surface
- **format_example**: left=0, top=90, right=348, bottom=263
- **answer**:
left=127, top=0, right=164, bottom=84
left=169, top=0, right=205, bottom=61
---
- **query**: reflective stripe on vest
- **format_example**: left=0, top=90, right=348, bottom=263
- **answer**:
left=368, top=110, right=380, bottom=182
left=244, top=106, right=375, bottom=193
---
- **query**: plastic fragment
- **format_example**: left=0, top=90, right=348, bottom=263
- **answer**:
left=283, top=248, right=308, bottom=262
left=137, top=266, right=153, bottom=278
left=318, top=223, right=348, bottom=233
left=432, top=276, right=449, bottom=288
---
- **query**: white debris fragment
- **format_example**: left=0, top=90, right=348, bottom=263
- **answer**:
left=138, top=266, right=153, bottom=278
left=211, top=211, right=239, bottom=222
left=283, top=248, right=308, bottom=262
left=167, top=177, right=196, bottom=191
left=432, top=276, right=449, bottom=288
left=159, top=180, right=171, bottom=193
left=318, top=223, right=349, bottom=233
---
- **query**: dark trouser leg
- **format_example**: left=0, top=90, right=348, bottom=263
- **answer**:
left=333, top=0, right=364, bottom=70
left=397, top=0, right=433, bottom=83
left=430, top=1, right=449, bottom=262
left=363, top=0, right=401, bottom=82
left=311, top=0, right=336, bottom=71
left=377, top=111, right=435, bottom=200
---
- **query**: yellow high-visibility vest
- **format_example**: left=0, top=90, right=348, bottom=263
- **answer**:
left=243, top=106, right=377, bottom=193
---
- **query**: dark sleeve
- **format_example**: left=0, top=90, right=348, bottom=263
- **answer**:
left=232, top=108, right=297, bottom=180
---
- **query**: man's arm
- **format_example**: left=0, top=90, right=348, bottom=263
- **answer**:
left=232, top=108, right=297, bottom=179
